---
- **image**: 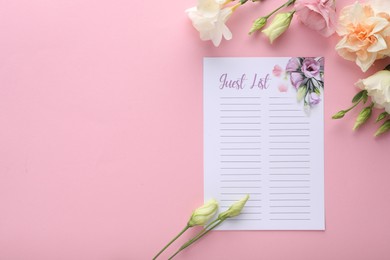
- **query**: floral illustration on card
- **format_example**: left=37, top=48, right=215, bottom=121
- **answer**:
left=285, top=57, right=324, bottom=112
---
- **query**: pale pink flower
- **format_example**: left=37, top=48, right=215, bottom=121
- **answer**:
left=278, top=84, right=288, bottom=92
left=272, top=65, right=283, bottom=77
left=294, top=0, right=337, bottom=37
left=335, top=1, right=390, bottom=72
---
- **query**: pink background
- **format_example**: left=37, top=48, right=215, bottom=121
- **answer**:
left=1, top=0, right=390, bottom=259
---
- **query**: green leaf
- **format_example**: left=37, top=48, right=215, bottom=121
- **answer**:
left=352, top=90, right=366, bottom=103
left=374, top=119, right=390, bottom=137
left=376, top=111, right=389, bottom=123
left=297, top=86, right=306, bottom=102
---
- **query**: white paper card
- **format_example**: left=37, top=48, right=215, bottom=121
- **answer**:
left=204, top=57, right=324, bottom=230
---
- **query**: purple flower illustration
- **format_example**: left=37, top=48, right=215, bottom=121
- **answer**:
left=286, top=57, right=324, bottom=109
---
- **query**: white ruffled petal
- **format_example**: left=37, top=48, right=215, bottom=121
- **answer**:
left=368, top=17, right=389, bottom=33
left=367, top=34, right=387, bottom=52
left=356, top=53, right=377, bottom=72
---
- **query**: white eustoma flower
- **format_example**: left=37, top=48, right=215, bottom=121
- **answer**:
left=356, top=70, right=390, bottom=113
left=186, top=0, right=234, bottom=47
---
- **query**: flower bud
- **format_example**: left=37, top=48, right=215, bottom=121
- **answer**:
left=262, top=11, right=294, bottom=44
left=375, top=119, right=390, bottom=137
left=332, top=110, right=346, bottom=119
left=249, top=17, right=267, bottom=35
left=218, top=195, right=249, bottom=220
left=353, top=105, right=373, bottom=130
left=376, top=111, right=388, bottom=122
left=187, top=199, right=218, bottom=227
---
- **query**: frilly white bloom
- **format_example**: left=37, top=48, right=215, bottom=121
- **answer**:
left=186, top=0, right=237, bottom=47
left=262, top=11, right=294, bottom=44
left=187, top=199, right=219, bottom=227
left=356, top=70, right=390, bottom=113
left=218, top=194, right=249, bottom=220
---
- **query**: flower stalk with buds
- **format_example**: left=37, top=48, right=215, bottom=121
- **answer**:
left=186, top=0, right=337, bottom=46
left=333, top=65, right=390, bottom=137
left=153, top=199, right=218, bottom=260
left=249, top=0, right=295, bottom=35
left=168, top=195, right=250, bottom=260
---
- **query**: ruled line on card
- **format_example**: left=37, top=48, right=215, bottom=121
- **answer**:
left=221, top=109, right=262, bottom=112
left=221, top=116, right=262, bottom=118
left=220, top=103, right=262, bottom=105
left=269, top=186, right=310, bottom=188
left=221, top=174, right=262, bottom=176
left=220, top=97, right=261, bottom=99
left=270, top=219, right=311, bottom=221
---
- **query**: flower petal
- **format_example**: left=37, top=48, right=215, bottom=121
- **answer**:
left=367, top=34, right=387, bottom=52
left=290, top=72, right=305, bottom=89
left=368, top=17, right=390, bottom=33
left=286, top=57, right=302, bottom=72
left=356, top=52, right=377, bottom=72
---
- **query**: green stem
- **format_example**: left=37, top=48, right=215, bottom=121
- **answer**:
left=168, top=219, right=226, bottom=260
left=265, top=0, right=295, bottom=18
left=153, top=225, right=190, bottom=260
left=180, top=219, right=219, bottom=249
left=183, top=220, right=225, bottom=250
left=203, top=218, right=220, bottom=231
left=344, top=99, right=363, bottom=113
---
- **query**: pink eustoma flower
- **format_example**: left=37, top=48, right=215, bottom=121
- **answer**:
left=294, top=0, right=337, bottom=37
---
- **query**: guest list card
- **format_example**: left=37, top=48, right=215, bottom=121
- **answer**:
left=204, top=57, right=325, bottom=230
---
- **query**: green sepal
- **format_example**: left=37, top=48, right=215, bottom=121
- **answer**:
left=362, top=91, right=369, bottom=104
